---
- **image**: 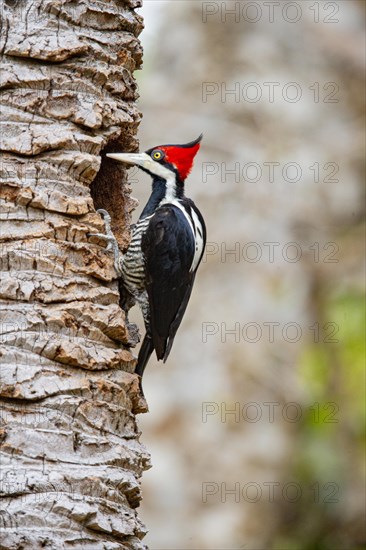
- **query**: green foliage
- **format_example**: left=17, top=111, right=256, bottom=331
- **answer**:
left=275, top=290, right=365, bottom=549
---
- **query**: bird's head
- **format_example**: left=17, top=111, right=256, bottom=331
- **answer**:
left=107, top=134, right=203, bottom=184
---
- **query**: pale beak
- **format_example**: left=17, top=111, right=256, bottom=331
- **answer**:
left=106, top=152, right=149, bottom=167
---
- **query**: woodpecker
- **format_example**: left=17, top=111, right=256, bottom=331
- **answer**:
left=92, top=135, right=206, bottom=391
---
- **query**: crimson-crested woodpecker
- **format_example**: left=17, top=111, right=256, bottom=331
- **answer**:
left=94, top=135, right=206, bottom=390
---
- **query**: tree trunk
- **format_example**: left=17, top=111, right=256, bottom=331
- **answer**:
left=0, top=1, right=150, bottom=548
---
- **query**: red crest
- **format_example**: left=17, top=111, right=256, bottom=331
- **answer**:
left=159, top=134, right=203, bottom=181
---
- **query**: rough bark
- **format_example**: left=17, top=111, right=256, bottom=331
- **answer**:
left=0, top=1, right=150, bottom=548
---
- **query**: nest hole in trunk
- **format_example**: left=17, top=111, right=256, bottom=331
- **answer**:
left=90, top=137, right=136, bottom=251
left=90, top=136, right=140, bottom=346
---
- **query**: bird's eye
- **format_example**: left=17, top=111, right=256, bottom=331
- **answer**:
left=152, top=150, right=164, bottom=160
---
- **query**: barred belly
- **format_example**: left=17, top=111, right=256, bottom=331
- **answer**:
left=122, top=215, right=152, bottom=296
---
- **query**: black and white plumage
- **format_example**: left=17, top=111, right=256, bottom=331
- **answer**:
left=96, top=135, right=206, bottom=391
left=140, top=199, right=205, bottom=363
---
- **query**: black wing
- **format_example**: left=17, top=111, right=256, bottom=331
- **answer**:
left=141, top=205, right=199, bottom=362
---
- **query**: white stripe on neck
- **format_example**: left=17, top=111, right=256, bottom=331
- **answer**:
left=158, top=198, right=204, bottom=272
left=141, top=155, right=177, bottom=202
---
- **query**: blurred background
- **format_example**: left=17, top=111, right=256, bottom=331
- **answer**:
left=130, top=1, right=365, bottom=548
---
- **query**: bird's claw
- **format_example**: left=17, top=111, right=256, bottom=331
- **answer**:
left=88, top=209, right=114, bottom=241
left=86, top=234, right=116, bottom=253
left=96, top=208, right=112, bottom=226
left=88, top=209, right=123, bottom=276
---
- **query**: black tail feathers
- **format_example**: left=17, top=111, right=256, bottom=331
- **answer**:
left=135, top=334, right=154, bottom=394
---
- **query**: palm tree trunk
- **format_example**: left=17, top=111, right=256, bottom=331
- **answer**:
left=0, top=1, right=150, bottom=547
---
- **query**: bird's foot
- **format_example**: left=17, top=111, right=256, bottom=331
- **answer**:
left=88, top=232, right=116, bottom=249
left=88, top=209, right=123, bottom=276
